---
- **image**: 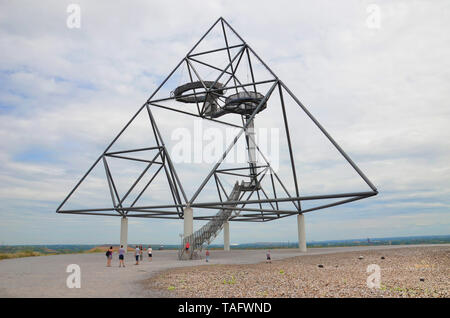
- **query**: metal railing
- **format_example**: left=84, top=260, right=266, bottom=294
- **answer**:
left=178, top=181, right=241, bottom=260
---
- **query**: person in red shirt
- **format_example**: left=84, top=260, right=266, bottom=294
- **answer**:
left=185, top=241, right=190, bottom=251
left=205, top=249, right=210, bottom=262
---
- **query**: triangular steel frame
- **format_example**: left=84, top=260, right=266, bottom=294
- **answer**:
left=57, top=17, right=377, bottom=222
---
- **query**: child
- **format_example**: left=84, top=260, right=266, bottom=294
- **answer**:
left=266, top=250, right=271, bottom=263
left=205, top=249, right=210, bottom=262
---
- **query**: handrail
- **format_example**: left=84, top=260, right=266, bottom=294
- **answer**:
left=178, top=181, right=241, bottom=260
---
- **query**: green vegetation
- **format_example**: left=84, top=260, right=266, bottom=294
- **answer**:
left=87, top=248, right=104, bottom=253
left=0, top=245, right=105, bottom=261
left=0, top=244, right=145, bottom=261
left=223, top=275, right=236, bottom=285
left=379, top=284, right=437, bottom=297
left=0, top=250, right=48, bottom=260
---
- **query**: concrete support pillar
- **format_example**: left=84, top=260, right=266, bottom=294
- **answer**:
left=297, top=213, right=307, bottom=252
left=183, top=207, right=193, bottom=238
left=223, top=221, right=230, bottom=251
left=120, top=216, right=128, bottom=252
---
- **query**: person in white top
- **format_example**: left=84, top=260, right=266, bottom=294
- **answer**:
left=147, top=246, right=153, bottom=261
left=118, top=245, right=125, bottom=268
left=134, top=246, right=140, bottom=265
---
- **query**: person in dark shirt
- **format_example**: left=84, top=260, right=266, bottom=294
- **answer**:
left=106, top=246, right=113, bottom=267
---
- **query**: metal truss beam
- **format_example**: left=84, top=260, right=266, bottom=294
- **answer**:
left=57, top=17, right=377, bottom=224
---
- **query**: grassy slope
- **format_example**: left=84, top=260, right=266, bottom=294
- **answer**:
left=0, top=245, right=140, bottom=261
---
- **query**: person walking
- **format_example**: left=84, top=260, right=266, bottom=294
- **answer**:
left=147, top=245, right=152, bottom=261
left=139, top=245, right=143, bottom=261
left=135, top=245, right=140, bottom=265
left=118, top=245, right=125, bottom=268
left=106, top=246, right=113, bottom=267
left=205, top=249, right=210, bottom=262
left=266, top=250, right=271, bottom=263
left=185, top=241, right=190, bottom=252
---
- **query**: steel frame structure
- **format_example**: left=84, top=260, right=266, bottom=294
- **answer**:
left=56, top=17, right=377, bottom=222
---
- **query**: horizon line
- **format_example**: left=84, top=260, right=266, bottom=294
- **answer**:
left=2, top=234, right=449, bottom=246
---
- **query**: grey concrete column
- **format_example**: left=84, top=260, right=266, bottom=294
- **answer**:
left=223, top=221, right=230, bottom=251
left=183, top=207, right=193, bottom=238
left=297, top=213, right=306, bottom=252
left=120, top=216, right=128, bottom=252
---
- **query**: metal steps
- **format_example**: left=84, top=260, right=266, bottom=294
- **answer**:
left=178, top=182, right=242, bottom=260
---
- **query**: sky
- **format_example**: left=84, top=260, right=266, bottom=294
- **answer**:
left=0, top=0, right=449, bottom=245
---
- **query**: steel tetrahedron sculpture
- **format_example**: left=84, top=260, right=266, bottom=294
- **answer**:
left=57, top=18, right=377, bottom=257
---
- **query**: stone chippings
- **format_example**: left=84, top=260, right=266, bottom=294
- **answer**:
left=145, top=246, right=449, bottom=298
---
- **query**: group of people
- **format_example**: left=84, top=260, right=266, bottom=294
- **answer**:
left=106, top=245, right=271, bottom=265
left=105, top=245, right=153, bottom=267
left=134, top=245, right=152, bottom=265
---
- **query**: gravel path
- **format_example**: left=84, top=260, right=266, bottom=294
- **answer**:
left=0, top=244, right=447, bottom=297
left=146, top=245, right=450, bottom=298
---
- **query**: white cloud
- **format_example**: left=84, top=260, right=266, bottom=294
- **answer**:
left=0, top=0, right=449, bottom=244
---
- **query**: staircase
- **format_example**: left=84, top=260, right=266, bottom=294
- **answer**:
left=178, top=182, right=242, bottom=260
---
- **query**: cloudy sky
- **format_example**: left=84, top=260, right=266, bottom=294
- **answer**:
left=0, top=0, right=449, bottom=245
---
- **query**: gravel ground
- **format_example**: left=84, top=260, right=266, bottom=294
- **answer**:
left=145, top=246, right=450, bottom=298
